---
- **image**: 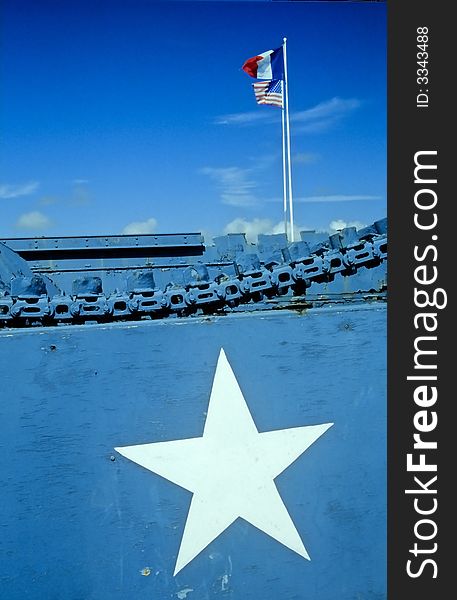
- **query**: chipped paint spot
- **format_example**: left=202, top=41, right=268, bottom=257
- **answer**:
left=177, top=588, right=194, bottom=599
left=221, top=574, right=230, bottom=591
left=140, top=567, right=151, bottom=576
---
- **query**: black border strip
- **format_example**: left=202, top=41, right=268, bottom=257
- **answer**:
left=388, top=0, right=451, bottom=596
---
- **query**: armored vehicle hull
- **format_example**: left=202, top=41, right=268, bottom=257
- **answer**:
left=1, top=222, right=387, bottom=599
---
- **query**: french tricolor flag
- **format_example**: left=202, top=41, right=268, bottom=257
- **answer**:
left=242, top=46, right=284, bottom=80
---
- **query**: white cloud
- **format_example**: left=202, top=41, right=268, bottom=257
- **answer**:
left=214, top=97, right=361, bottom=133
left=15, top=210, right=52, bottom=231
left=296, top=194, right=382, bottom=203
left=293, top=97, right=361, bottom=123
left=292, top=97, right=361, bottom=134
left=214, top=111, right=272, bottom=126
left=72, top=179, right=89, bottom=185
left=223, top=217, right=306, bottom=244
left=293, top=152, right=320, bottom=164
left=265, top=194, right=382, bottom=205
left=201, top=166, right=259, bottom=207
left=122, top=217, right=158, bottom=235
left=328, top=219, right=366, bottom=232
left=39, top=196, right=58, bottom=206
left=223, top=217, right=369, bottom=243
left=221, top=193, right=258, bottom=208
left=224, top=217, right=271, bottom=242
left=0, top=181, right=39, bottom=199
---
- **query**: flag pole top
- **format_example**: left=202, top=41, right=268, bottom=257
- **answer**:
left=283, top=37, right=287, bottom=43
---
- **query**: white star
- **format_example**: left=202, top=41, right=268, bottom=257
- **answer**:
left=115, top=348, right=333, bottom=575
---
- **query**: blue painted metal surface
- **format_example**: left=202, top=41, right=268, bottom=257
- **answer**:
left=0, top=222, right=387, bottom=598
left=0, top=305, right=386, bottom=599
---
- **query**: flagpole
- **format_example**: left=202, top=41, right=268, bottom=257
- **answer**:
left=281, top=91, right=288, bottom=240
left=283, top=37, right=295, bottom=242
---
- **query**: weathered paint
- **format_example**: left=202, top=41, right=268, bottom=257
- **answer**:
left=0, top=304, right=386, bottom=599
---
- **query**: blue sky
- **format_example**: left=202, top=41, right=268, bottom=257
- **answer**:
left=0, top=0, right=386, bottom=242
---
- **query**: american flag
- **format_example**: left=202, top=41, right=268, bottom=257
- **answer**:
left=252, top=79, right=283, bottom=108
